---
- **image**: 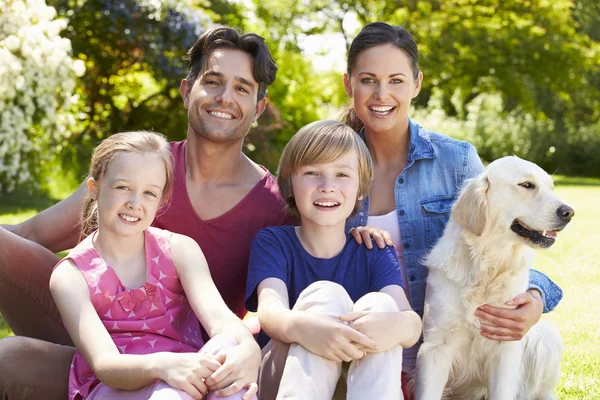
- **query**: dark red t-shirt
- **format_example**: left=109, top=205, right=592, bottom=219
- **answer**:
left=153, top=141, right=291, bottom=320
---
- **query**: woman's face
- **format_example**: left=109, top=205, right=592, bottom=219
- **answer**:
left=344, top=44, right=423, bottom=136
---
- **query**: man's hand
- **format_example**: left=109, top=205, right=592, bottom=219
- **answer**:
left=205, top=341, right=260, bottom=400
left=294, top=313, right=379, bottom=362
left=475, top=289, right=544, bottom=341
left=349, top=225, right=393, bottom=249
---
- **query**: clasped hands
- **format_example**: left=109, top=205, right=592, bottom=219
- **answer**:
left=296, top=311, right=397, bottom=363
left=158, top=341, right=259, bottom=400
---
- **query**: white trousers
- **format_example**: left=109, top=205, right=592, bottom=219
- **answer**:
left=258, top=281, right=403, bottom=400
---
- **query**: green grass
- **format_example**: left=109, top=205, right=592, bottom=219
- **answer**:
left=535, top=176, right=600, bottom=399
left=1, top=177, right=599, bottom=399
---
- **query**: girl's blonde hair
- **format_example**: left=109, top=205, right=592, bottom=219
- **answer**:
left=277, top=120, right=373, bottom=221
left=80, top=131, right=173, bottom=238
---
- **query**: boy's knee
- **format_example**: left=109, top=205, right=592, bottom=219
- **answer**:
left=296, top=281, right=353, bottom=314
left=304, top=280, right=346, bottom=295
left=353, top=292, right=399, bottom=313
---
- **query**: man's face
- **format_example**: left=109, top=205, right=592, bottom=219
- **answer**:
left=181, top=48, right=266, bottom=144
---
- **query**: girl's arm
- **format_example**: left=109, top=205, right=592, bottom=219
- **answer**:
left=257, top=278, right=379, bottom=362
left=170, top=234, right=260, bottom=399
left=50, top=260, right=220, bottom=398
left=340, top=284, right=422, bottom=351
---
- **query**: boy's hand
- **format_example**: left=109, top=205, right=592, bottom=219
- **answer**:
left=349, top=226, right=393, bottom=249
left=205, top=341, right=260, bottom=400
left=295, top=313, right=379, bottom=362
left=340, top=311, right=400, bottom=353
left=155, top=352, right=221, bottom=399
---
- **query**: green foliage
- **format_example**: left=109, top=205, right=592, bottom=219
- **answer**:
left=7, top=0, right=600, bottom=180
left=240, top=12, right=350, bottom=172
left=0, top=0, right=85, bottom=194
left=247, top=0, right=600, bottom=175
left=45, top=0, right=208, bottom=181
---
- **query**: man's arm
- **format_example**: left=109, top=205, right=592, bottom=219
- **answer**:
left=2, top=181, right=87, bottom=252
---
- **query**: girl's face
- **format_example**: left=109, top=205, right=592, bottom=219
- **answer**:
left=291, top=150, right=361, bottom=231
left=344, top=44, right=423, bottom=135
left=88, top=152, right=167, bottom=239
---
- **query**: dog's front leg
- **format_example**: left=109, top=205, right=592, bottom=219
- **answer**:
left=488, top=341, right=522, bottom=400
left=415, top=340, right=455, bottom=400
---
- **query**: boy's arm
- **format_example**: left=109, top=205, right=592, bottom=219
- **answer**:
left=257, top=278, right=379, bottom=362
left=50, top=260, right=220, bottom=397
left=340, top=284, right=422, bottom=351
left=171, top=234, right=259, bottom=399
left=3, top=181, right=87, bottom=252
left=378, top=284, right=422, bottom=347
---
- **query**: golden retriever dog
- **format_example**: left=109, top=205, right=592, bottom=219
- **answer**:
left=415, top=156, right=574, bottom=400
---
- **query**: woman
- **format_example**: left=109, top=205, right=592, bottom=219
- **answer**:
left=342, top=21, right=562, bottom=376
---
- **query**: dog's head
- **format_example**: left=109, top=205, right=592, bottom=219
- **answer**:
left=452, top=156, right=574, bottom=248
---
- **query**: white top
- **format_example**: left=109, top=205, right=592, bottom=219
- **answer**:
left=368, top=209, right=418, bottom=372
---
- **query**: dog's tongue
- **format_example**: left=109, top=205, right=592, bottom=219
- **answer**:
left=542, top=230, right=557, bottom=238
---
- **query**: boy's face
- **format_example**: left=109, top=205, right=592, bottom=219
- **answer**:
left=291, top=150, right=361, bottom=230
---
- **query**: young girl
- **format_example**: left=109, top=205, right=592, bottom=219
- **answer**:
left=49, top=131, right=260, bottom=400
left=245, top=120, right=421, bottom=399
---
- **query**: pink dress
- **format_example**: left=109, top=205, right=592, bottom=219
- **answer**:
left=59, top=227, right=204, bottom=400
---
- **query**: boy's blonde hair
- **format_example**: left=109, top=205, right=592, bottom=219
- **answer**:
left=80, top=131, right=174, bottom=238
left=277, top=120, right=373, bottom=221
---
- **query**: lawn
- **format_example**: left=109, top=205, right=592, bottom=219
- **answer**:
left=1, top=176, right=599, bottom=399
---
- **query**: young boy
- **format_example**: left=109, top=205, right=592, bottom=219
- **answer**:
left=245, top=120, right=422, bottom=400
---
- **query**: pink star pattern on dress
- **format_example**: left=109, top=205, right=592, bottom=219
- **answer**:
left=63, top=228, right=204, bottom=400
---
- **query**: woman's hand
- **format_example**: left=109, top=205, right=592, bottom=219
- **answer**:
left=205, top=340, right=261, bottom=400
left=349, top=225, right=393, bottom=249
left=154, top=352, right=222, bottom=399
left=294, top=313, right=379, bottom=362
left=475, top=289, right=544, bottom=341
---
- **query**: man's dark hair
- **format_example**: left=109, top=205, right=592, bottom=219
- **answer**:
left=186, top=26, right=278, bottom=101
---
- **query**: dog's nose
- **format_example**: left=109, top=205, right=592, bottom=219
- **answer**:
left=557, top=204, right=575, bottom=223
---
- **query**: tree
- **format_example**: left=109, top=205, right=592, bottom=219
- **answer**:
left=247, top=0, right=600, bottom=175
left=47, top=0, right=208, bottom=178
left=0, top=0, right=85, bottom=193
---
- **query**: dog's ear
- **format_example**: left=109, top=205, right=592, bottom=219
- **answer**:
left=452, top=174, right=489, bottom=236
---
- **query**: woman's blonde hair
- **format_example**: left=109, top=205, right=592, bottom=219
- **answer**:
left=277, top=120, right=373, bottom=221
left=80, top=131, right=173, bottom=238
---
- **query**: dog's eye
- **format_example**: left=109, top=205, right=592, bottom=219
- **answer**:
left=518, top=182, right=536, bottom=190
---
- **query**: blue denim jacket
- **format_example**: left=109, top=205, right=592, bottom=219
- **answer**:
left=347, top=119, right=562, bottom=317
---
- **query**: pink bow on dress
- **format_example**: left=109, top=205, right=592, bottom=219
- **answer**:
left=117, top=282, right=163, bottom=312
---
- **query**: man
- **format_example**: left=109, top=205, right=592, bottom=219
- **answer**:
left=0, top=26, right=289, bottom=399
